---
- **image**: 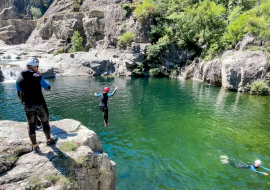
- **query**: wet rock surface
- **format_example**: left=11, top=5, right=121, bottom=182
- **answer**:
left=0, top=119, right=116, bottom=190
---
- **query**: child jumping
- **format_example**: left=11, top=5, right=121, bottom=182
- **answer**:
left=95, top=86, right=118, bottom=126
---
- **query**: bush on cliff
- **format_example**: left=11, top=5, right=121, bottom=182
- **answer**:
left=69, top=31, right=84, bottom=53
left=133, top=0, right=156, bottom=20
left=244, top=80, right=270, bottom=95
left=133, top=62, right=145, bottom=77
left=149, top=67, right=168, bottom=77
left=30, top=6, right=42, bottom=20
left=119, top=32, right=136, bottom=47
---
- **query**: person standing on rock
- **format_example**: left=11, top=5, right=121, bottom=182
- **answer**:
left=95, top=86, right=118, bottom=126
left=16, top=57, right=58, bottom=153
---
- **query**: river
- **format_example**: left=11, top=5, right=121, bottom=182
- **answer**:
left=1, top=77, right=270, bottom=189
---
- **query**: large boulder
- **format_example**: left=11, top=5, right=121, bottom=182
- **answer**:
left=203, top=59, right=222, bottom=86
left=221, top=50, right=268, bottom=91
left=0, top=119, right=116, bottom=190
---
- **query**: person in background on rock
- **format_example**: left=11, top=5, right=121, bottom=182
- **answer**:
left=95, top=86, right=118, bottom=126
left=221, top=155, right=269, bottom=175
left=16, top=57, right=58, bottom=153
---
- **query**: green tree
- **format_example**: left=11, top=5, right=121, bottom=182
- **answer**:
left=30, top=6, right=42, bottom=19
left=69, top=31, right=84, bottom=53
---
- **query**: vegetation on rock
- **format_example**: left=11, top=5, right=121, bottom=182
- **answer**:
left=69, top=31, right=84, bottom=53
left=30, top=6, right=42, bottom=20
left=133, top=0, right=270, bottom=61
left=59, top=141, right=79, bottom=152
left=149, top=67, right=169, bottom=77
left=133, top=62, right=145, bottom=77
left=244, top=80, right=270, bottom=95
left=119, top=32, right=136, bottom=47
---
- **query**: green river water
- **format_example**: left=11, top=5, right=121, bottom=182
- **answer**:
left=1, top=77, right=270, bottom=189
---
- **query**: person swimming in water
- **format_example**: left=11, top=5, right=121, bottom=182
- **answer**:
left=95, top=86, right=118, bottom=126
left=221, top=155, right=269, bottom=175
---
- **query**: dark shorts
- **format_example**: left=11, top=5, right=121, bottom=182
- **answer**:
left=24, top=104, right=49, bottom=124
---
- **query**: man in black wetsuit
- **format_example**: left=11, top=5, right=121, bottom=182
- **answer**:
left=16, top=57, right=58, bottom=153
left=95, top=86, right=118, bottom=126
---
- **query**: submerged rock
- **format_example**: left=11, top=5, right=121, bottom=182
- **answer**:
left=0, top=119, right=116, bottom=190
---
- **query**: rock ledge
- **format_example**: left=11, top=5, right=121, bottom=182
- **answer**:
left=0, top=119, right=116, bottom=190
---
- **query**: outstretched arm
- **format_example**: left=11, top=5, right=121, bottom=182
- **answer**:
left=95, top=92, right=101, bottom=97
left=261, top=166, right=270, bottom=172
left=108, top=86, right=118, bottom=97
left=250, top=166, right=268, bottom=175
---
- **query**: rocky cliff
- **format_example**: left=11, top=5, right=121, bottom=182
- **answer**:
left=26, top=0, right=150, bottom=51
left=0, top=0, right=54, bottom=44
left=182, top=35, right=270, bottom=91
left=0, top=119, right=116, bottom=190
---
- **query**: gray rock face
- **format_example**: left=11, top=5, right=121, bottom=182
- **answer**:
left=0, top=119, right=116, bottom=190
left=0, top=18, right=36, bottom=44
left=182, top=49, right=268, bottom=91
left=0, top=6, right=19, bottom=20
left=0, top=0, right=54, bottom=17
left=27, top=0, right=150, bottom=51
left=235, top=34, right=263, bottom=51
left=221, top=50, right=268, bottom=91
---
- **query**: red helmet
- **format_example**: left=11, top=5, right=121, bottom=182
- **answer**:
left=104, top=87, right=110, bottom=92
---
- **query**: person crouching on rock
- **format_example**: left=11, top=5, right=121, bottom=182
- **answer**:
left=16, top=57, right=58, bottom=153
left=95, top=86, right=118, bottom=126
left=221, top=155, right=269, bottom=175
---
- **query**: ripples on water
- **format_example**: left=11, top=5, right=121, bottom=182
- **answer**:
left=1, top=77, right=270, bottom=189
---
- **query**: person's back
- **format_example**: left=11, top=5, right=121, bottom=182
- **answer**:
left=100, top=92, right=108, bottom=107
left=16, top=57, right=57, bottom=153
left=16, top=69, right=46, bottom=105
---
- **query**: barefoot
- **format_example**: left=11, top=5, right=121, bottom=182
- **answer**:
left=220, top=155, right=228, bottom=159
left=221, top=160, right=229, bottom=164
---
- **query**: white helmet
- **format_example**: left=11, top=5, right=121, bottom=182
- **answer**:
left=26, top=57, right=39, bottom=67
left=255, top=160, right=262, bottom=166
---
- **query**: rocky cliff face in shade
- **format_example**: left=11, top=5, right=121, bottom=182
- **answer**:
left=0, top=119, right=116, bottom=190
left=182, top=35, right=270, bottom=91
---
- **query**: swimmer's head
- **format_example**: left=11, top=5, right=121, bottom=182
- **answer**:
left=254, top=160, right=262, bottom=167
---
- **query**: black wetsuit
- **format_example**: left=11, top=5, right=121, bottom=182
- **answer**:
left=229, top=160, right=267, bottom=174
left=96, top=89, right=117, bottom=124
left=16, top=69, right=51, bottom=145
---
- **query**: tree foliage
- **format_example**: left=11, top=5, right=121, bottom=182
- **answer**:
left=69, top=31, right=84, bottom=53
left=119, top=32, right=136, bottom=47
left=133, top=0, right=270, bottom=61
left=30, top=6, right=42, bottom=20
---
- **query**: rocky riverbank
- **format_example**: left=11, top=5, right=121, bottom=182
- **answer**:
left=182, top=35, right=270, bottom=92
left=0, top=119, right=116, bottom=190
